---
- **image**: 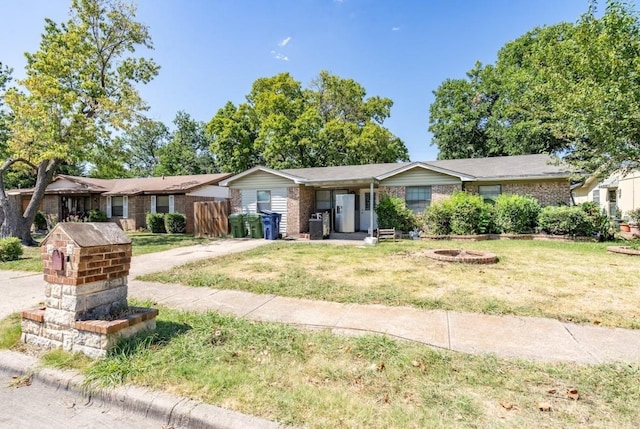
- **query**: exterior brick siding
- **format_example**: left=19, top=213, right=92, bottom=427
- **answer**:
left=298, top=186, right=315, bottom=234
left=287, top=187, right=300, bottom=237
left=432, top=184, right=462, bottom=202
left=464, top=180, right=570, bottom=206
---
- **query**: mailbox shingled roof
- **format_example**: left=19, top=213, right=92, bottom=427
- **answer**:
left=41, top=223, right=131, bottom=248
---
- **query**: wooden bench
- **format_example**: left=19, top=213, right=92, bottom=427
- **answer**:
left=377, top=228, right=396, bottom=242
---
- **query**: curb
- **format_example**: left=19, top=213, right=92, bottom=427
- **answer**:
left=0, top=350, right=285, bottom=429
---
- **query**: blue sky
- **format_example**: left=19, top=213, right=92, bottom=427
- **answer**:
left=1, top=0, right=595, bottom=162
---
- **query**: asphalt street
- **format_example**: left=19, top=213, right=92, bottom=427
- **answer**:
left=0, top=370, right=169, bottom=429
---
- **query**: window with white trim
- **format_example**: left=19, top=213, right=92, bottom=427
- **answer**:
left=405, top=186, right=431, bottom=213
left=151, top=195, right=175, bottom=214
left=592, top=189, right=600, bottom=204
left=478, top=185, right=502, bottom=202
left=106, top=196, right=128, bottom=218
left=257, top=190, right=271, bottom=212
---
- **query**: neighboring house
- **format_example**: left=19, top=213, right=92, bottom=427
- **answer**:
left=220, top=154, right=573, bottom=238
left=9, top=174, right=231, bottom=233
left=572, top=170, right=640, bottom=219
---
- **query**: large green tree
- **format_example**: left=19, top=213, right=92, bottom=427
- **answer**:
left=207, top=71, right=408, bottom=173
left=429, top=25, right=572, bottom=160
left=429, top=0, right=640, bottom=178
left=1, top=0, right=158, bottom=244
left=155, top=111, right=216, bottom=176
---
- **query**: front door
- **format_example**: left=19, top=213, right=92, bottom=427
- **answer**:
left=359, top=189, right=378, bottom=234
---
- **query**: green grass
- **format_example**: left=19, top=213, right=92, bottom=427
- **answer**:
left=0, top=313, right=21, bottom=349
left=76, top=308, right=640, bottom=428
left=140, top=239, right=640, bottom=329
left=0, top=232, right=212, bottom=272
left=2, top=304, right=639, bottom=428
left=127, top=232, right=211, bottom=256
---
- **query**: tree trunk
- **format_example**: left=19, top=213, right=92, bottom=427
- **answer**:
left=0, top=203, right=36, bottom=246
left=0, top=158, right=61, bottom=246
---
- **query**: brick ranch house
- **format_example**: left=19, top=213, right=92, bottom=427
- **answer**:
left=220, top=154, right=573, bottom=238
left=9, top=173, right=231, bottom=234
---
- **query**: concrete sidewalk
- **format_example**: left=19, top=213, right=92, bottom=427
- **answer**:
left=129, top=279, right=640, bottom=365
left=2, top=238, right=640, bottom=428
left=3, top=237, right=640, bottom=364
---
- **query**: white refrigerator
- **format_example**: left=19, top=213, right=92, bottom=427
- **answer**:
left=335, top=194, right=355, bottom=233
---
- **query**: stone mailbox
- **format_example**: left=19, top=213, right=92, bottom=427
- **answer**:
left=21, top=222, right=157, bottom=358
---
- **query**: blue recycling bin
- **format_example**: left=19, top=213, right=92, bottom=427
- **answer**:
left=260, top=211, right=282, bottom=240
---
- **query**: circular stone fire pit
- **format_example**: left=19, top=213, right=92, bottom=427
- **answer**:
left=425, top=249, right=498, bottom=264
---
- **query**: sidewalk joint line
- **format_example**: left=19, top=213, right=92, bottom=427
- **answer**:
left=333, top=303, right=354, bottom=328
left=561, top=324, right=602, bottom=364
left=241, top=295, right=277, bottom=317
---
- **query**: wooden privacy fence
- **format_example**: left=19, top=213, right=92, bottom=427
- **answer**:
left=194, top=201, right=230, bottom=238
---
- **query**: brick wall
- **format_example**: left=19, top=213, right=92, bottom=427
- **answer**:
left=464, top=180, right=570, bottom=206
left=298, top=186, right=315, bottom=234
left=379, top=186, right=405, bottom=199
left=42, top=231, right=131, bottom=287
left=433, top=184, right=462, bottom=202
left=42, top=195, right=59, bottom=217
left=379, top=184, right=461, bottom=203
left=287, top=187, right=300, bottom=237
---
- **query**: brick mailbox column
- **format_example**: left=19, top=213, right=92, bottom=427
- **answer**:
left=21, top=223, right=157, bottom=358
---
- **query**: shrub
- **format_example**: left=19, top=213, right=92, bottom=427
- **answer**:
left=146, top=213, right=166, bottom=233
left=448, top=192, right=492, bottom=235
left=0, top=237, right=23, bottom=262
left=87, top=209, right=107, bottom=222
left=538, top=206, right=594, bottom=236
left=581, top=202, right=615, bottom=241
left=375, top=196, right=419, bottom=231
left=423, top=200, right=452, bottom=235
left=165, top=212, right=187, bottom=234
left=494, top=194, right=541, bottom=234
left=33, top=211, right=48, bottom=230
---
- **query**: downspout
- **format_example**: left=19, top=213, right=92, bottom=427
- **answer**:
left=370, top=180, right=374, bottom=237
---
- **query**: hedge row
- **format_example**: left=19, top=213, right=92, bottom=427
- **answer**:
left=145, top=212, right=187, bottom=234
left=422, top=192, right=614, bottom=238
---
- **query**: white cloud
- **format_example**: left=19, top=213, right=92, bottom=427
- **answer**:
left=392, top=27, right=400, bottom=31
left=279, top=36, right=292, bottom=47
left=272, top=52, right=289, bottom=61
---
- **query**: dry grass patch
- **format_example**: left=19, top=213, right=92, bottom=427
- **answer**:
left=79, top=308, right=639, bottom=428
left=140, top=240, right=640, bottom=328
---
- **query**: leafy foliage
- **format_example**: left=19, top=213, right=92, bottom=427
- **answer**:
left=537, top=206, right=595, bottom=236
left=164, top=213, right=186, bottom=234
left=448, top=192, right=493, bottom=235
left=33, top=211, right=47, bottom=230
left=374, top=196, right=418, bottom=232
left=87, top=209, right=107, bottom=222
left=430, top=1, right=640, bottom=178
left=422, top=200, right=453, bottom=235
left=493, top=194, right=541, bottom=234
left=0, top=237, right=23, bottom=262
left=146, top=213, right=166, bottom=233
left=207, top=71, right=408, bottom=173
left=155, top=112, right=216, bottom=176
left=1, top=0, right=158, bottom=244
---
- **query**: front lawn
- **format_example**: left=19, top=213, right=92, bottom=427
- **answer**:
left=0, top=232, right=212, bottom=272
left=4, top=307, right=638, bottom=428
left=140, top=239, right=640, bottom=329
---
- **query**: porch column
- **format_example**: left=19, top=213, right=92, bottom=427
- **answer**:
left=370, top=180, right=374, bottom=237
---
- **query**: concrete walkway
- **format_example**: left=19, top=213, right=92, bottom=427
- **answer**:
left=3, top=237, right=640, bottom=364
